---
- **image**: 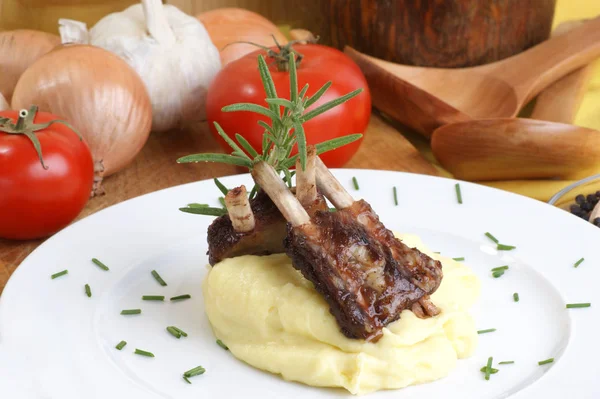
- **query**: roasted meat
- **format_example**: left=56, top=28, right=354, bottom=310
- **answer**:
left=251, top=159, right=443, bottom=342
left=207, top=188, right=327, bottom=265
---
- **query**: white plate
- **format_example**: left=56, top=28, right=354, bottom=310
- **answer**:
left=1, top=170, right=598, bottom=399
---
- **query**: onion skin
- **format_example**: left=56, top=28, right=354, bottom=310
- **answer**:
left=0, top=30, right=60, bottom=101
left=0, top=93, right=9, bottom=111
left=197, top=8, right=287, bottom=65
left=12, top=45, right=152, bottom=178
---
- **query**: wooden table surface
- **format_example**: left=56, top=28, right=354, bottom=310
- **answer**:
left=0, top=112, right=439, bottom=294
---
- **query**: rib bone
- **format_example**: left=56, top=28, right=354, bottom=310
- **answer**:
left=296, top=146, right=317, bottom=208
left=224, top=185, right=255, bottom=233
left=315, top=156, right=354, bottom=209
left=251, top=161, right=310, bottom=226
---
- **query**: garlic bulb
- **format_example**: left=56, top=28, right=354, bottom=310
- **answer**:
left=59, top=0, right=221, bottom=133
left=12, top=45, right=153, bottom=184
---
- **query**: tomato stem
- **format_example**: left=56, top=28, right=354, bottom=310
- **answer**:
left=15, top=109, right=28, bottom=130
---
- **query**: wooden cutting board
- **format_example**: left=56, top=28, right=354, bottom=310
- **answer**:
left=0, top=113, right=438, bottom=293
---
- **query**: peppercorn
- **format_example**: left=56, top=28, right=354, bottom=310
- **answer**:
left=587, top=194, right=599, bottom=206
left=594, top=217, right=600, bottom=227
left=576, top=194, right=586, bottom=204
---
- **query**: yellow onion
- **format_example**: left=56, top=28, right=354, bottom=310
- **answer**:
left=12, top=44, right=152, bottom=188
left=197, top=8, right=287, bottom=65
left=0, top=30, right=60, bottom=101
left=0, top=92, right=9, bottom=111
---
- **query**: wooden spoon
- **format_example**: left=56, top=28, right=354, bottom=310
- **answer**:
left=431, top=20, right=600, bottom=182
left=344, top=16, right=600, bottom=137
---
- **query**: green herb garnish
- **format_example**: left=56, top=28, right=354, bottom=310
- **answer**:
left=566, top=303, right=591, bottom=308
left=492, top=270, right=505, bottom=278
left=167, top=326, right=182, bottom=339
left=142, top=295, right=164, bottom=301
left=85, top=284, right=92, bottom=298
left=151, top=270, right=167, bottom=286
left=51, top=270, right=68, bottom=279
left=538, top=358, right=554, bottom=365
left=171, top=326, right=188, bottom=337
left=214, top=177, right=229, bottom=195
left=121, top=309, right=141, bottom=315
left=115, top=341, right=127, bottom=350
left=218, top=196, right=226, bottom=208
left=574, top=258, right=585, bottom=268
left=498, top=361, right=514, bottom=365
left=455, top=183, right=463, bottom=204
left=492, top=266, right=509, bottom=272
left=134, top=349, right=155, bottom=357
left=217, top=339, right=229, bottom=350
left=453, top=257, right=465, bottom=262
left=477, top=328, right=496, bottom=334
left=91, top=258, right=109, bottom=271
left=479, top=366, right=499, bottom=374
left=485, top=232, right=499, bottom=244
left=184, top=365, right=206, bottom=378
left=484, top=357, right=493, bottom=380
left=352, top=176, right=359, bottom=190
left=513, top=293, right=519, bottom=302
left=177, top=52, right=363, bottom=204
left=393, top=186, right=398, bottom=206
left=183, top=376, right=192, bottom=384
left=170, top=294, right=191, bottom=301
left=497, top=244, right=516, bottom=251
left=179, top=206, right=227, bottom=217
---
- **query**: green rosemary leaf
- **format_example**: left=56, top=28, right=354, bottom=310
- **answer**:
left=302, top=88, right=362, bottom=122
left=283, top=168, right=293, bottom=188
left=305, top=81, right=332, bottom=108
left=257, top=54, right=279, bottom=115
left=179, top=207, right=227, bottom=217
left=187, top=203, right=208, bottom=208
left=219, top=196, right=226, bottom=208
left=266, top=98, right=295, bottom=109
left=295, top=122, right=307, bottom=171
left=214, top=178, right=229, bottom=195
left=282, top=134, right=363, bottom=169
left=222, top=103, right=280, bottom=121
left=177, top=153, right=252, bottom=168
left=213, top=122, right=250, bottom=160
left=249, top=184, right=258, bottom=199
left=257, top=120, right=275, bottom=134
left=289, top=52, right=299, bottom=103
left=298, top=83, right=309, bottom=100
left=235, top=134, right=259, bottom=158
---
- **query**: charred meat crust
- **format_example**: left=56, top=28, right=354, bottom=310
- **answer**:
left=207, top=189, right=327, bottom=265
left=284, top=200, right=443, bottom=342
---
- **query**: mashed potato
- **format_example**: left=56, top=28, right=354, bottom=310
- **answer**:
left=202, top=234, right=480, bottom=395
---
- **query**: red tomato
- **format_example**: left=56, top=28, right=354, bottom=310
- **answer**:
left=0, top=110, right=94, bottom=240
left=206, top=44, right=371, bottom=168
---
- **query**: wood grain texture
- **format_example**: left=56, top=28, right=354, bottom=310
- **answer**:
left=0, top=114, right=437, bottom=294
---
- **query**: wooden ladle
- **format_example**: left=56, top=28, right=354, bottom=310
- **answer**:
left=431, top=20, right=600, bottom=182
left=345, top=16, right=600, bottom=137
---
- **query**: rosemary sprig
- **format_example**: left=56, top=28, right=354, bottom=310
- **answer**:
left=177, top=52, right=363, bottom=177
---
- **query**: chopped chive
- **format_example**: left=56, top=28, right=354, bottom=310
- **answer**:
left=455, top=183, right=463, bottom=204
left=498, top=361, right=515, bottom=365
left=433, top=251, right=441, bottom=254
left=142, top=295, right=165, bottom=301
left=121, top=309, right=141, bottom=315
left=213, top=177, right=229, bottom=195
left=352, top=176, right=359, bottom=190
left=477, top=328, right=497, bottom=334
left=393, top=186, right=398, bottom=206
left=183, top=376, right=192, bottom=384
left=492, top=270, right=505, bottom=278
left=479, top=366, right=499, bottom=374
left=485, top=232, right=499, bottom=244
left=216, top=339, right=229, bottom=350
left=134, top=349, right=155, bottom=357
left=452, top=257, right=465, bottom=261
left=91, top=258, right=110, bottom=271
left=85, top=284, right=92, bottom=298
left=115, top=340, right=127, bottom=350
left=171, top=326, right=188, bottom=337
left=167, top=326, right=182, bottom=339
left=566, top=303, right=591, bottom=308
left=497, top=244, right=516, bottom=251
left=574, top=258, right=585, bottom=268
left=184, top=365, right=206, bottom=378
left=170, top=294, right=191, bottom=301
left=484, top=357, right=493, bottom=380
left=51, top=269, right=68, bottom=279
left=513, top=293, right=520, bottom=302
left=151, top=270, right=167, bottom=286
left=538, top=358, right=554, bottom=366
left=491, top=266, right=509, bottom=272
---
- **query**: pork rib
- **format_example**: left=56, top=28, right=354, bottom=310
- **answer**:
left=252, top=160, right=443, bottom=342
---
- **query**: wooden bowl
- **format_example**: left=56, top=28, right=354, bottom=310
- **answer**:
left=297, top=0, right=557, bottom=68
